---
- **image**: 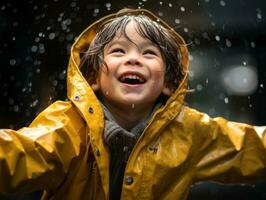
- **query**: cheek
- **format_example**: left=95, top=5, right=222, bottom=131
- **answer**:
left=153, top=71, right=165, bottom=84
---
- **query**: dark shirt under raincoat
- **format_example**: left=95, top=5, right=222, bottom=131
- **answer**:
left=0, top=9, right=266, bottom=200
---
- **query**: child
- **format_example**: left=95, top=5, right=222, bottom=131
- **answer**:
left=0, top=8, right=265, bottom=200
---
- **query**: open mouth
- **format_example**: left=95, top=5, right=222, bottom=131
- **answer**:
left=119, top=74, right=146, bottom=85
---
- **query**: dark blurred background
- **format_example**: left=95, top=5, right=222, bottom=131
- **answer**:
left=0, top=0, right=265, bottom=199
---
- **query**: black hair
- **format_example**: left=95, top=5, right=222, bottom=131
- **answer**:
left=80, top=13, right=185, bottom=90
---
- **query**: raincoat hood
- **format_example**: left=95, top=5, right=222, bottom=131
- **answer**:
left=67, top=8, right=189, bottom=119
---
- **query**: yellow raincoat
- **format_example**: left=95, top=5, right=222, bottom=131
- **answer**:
left=0, top=9, right=266, bottom=200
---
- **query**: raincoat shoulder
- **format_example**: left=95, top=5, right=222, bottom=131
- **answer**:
left=0, top=100, right=87, bottom=194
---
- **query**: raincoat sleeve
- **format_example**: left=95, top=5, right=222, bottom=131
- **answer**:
left=0, top=100, right=86, bottom=194
left=186, top=107, right=266, bottom=183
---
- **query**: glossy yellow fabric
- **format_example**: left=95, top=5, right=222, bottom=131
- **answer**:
left=0, top=9, right=266, bottom=200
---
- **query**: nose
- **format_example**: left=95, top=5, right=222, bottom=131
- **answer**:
left=126, top=58, right=140, bottom=65
left=125, top=52, right=141, bottom=66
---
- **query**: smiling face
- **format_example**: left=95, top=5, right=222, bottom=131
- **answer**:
left=92, top=20, right=171, bottom=113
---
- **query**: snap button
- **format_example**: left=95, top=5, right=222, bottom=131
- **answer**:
left=125, top=176, right=134, bottom=185
left=96, top=149, right=100, bottom=156
left=73, top=95, right=80, bottom=101
left=88, top=107, right=94, bottom=114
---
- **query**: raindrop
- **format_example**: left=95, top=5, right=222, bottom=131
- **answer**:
left=132, top=104, right=135, bottom=109
left=260, top=84, right=264, bottom=88
left=105, top=3, right=111, bottom=9
left=58, top=70, right=65, bottom=80
left=257, top=13, right=262, bottom=20
left=31, top=45, right=38, bottom=52
left=38, top=32, right=44, bottom=37
left=71, top=2, right=77, bottom=7
left=243, top=61, right=247, bottom=66
left=158, top=12, right=163, bottom=17
left=10, top=59, right=16, bottom=66
left=220, top=0, right=226, bottom=7
left=202, top=32, right=210, bottom=40
left=159, top=2, right=163, bottom=5
left=168, top=3, right=172, bottom=7
left=38, top=44, right=45, bottom=54
left=256, top=9, right=262, bottom=20
left=215, top=35, right=220, bottom=41
left=174, top=19, right=180, bottom=24
left=13, top=105, right=19, bottom=112
left=52, top=80, right=58, bottom=86
left=184, top=27, right=188, bottom=32
left=49, top=33, right=56, bottom=40
left=30, top=99, right=39, bottom=107
left=225, top=39, right=232, bottom=47
left=1, top=5, right=5, bottom=10
left=180, top=6, right=185, bottom=12
left=33, top=5, right=38, bottom=10
left=35, top=37, right=40, bottom=43
left=250, top=41, right=256, bottom=48
left=224, top=97, right=229, bottom=104
left=189, top=71, right=194, bottom=80
left=196, top=84, right=203, bottom=91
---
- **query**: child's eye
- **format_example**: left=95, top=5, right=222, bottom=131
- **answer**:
left=143, top=50, right=157, bottom=56
left=111, top=48, right=125, bottom=54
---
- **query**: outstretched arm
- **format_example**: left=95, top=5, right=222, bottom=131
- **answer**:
left=182, top=107, right=266, bottom=183
left=0, top=101, right=87, bottom=194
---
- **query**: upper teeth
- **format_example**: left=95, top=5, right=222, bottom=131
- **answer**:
left=120, top=75, right=144, bottom=83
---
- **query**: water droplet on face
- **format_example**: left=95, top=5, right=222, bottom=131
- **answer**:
left=131, top=104, right=135, bottom=109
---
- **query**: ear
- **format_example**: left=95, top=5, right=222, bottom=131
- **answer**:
left=162, top=85, right=173, bottom=96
